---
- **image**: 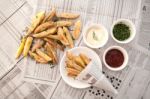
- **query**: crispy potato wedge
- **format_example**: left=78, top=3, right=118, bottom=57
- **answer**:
left=44, top=38, right=65, bottom=51
left=58, top=27, right=69, bottom=45
left=45, top=43, right=58, bottom=64
left=31, top=39, right=44, bottom=52
left=15, top=37, right=26, bottom=59
left=63, top=27, right=74, bottom=48
left=57, top=12, right=79, bottom=19
left=29, top=51, right=48, bottom=64
left=72, top=20, right=81, bottom=39
left=79, top=53, right=91, bottom=65
left=42, top=8, right=56, bottom=23
left=66, top=67, right=80, bottom=76
left=23, top=37, right=33, bottom=57
left=67, top=72, right=77, bottom=78
left=66, top=51, right=75, bottom=60
left=65, top=60, right=74, bottom=68
left=34, top=21, right=54, bottom=33
left=74, top=56, right=86, bottom=68
left=47, top=35, right=59, bottom=40
left=26, top=11, right=45, bottom=35
left=33, top=27, right=57, bottom=38
left=73, top=63, right=83, bottom=71
left=56, top=21, right=73, bottom=27
left=36, top=49, right=52, bottom=61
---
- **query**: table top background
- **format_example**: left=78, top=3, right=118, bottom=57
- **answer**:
left=0, top=0, right=150, bottom=99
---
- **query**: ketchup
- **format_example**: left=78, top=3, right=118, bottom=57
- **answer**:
left=105, top=49, right=124, bottom=68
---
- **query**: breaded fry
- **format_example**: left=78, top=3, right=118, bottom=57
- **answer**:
left=79, top=53, right=91, bottom=65
left=36, top=49, right=52, bottom=61
left=57, top=12, right=79, bottom=19
left=73, top=20, right=81, bottom=39
left=34, top=21, right=54, bottom=33
left=31, top=39, right=44, bottom=52
left=42, top=8, right=56, bottom=23
left=26, top=11, right=45, bottom=35
left=56, top=21, right=73, bottom=27
left=23, top=37, right=33, bottom=57
left=47, top=35, right=59, bottom=40
left=58, top=27, right=69, bottom=45
left=44, top=38, right=64, bottom=51
left=63, top=27, right=74, bottom=48
left=65, top=60, right=74, bottom=68
left=67, top=72, right=77, bottom=78
left=29, top=51, right=48, bottom=64
left=33, top=27, right=57, bottom=38
left=66, top=51, right=75, bottom=60
left=45, top=43, right=58, bottom=64
left=73, top=63, right=83, bottom=71
left=36, top=58, right=49, bottom=64
left=66, top=67, right=80, bottom=76
left=74, top=56, right=85, bottom=68
left=15, top=37, right=26, bottom=59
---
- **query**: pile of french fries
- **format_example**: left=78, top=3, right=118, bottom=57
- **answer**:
left=15, top=8, right=82, bottom=65
left=66, top=51, right=91, bottom=78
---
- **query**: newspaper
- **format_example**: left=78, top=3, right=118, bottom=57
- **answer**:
left=0, top=60, right=53, bottom=99
left=0, top=0, right=150, bottom=99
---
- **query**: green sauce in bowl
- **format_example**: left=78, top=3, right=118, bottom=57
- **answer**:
left=113, top=22, right=130, bottom=41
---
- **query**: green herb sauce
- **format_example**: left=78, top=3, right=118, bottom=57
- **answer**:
left=113, top=22, right=130, bottom=41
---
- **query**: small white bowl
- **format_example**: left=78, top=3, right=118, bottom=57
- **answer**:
left=83, top=23, right=109, bottom=48
left=103, top=46, right=128, bottom=71
left=111, top=19, right=136, bottom=44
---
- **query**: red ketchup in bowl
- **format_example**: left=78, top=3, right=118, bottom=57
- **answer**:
left=105, top=49, right=124, bottom=68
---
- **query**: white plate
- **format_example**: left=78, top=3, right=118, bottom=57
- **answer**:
left=60, top=47, right=102, bottom=89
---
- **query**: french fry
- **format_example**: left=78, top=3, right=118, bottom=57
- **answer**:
left=15, top=37, right=26, bottom=59
left=73, top=63, right=83, bottom=71
left=23, top=37, right=33, bottom=57
left=34, top=21, right=54, bottom=33
left=72, top=20, right=81, bottom=39
left=63, top=27, right=74, bottom=48
left=36, top=58, right=49, bottom=64
left=57, top=13, right=79, bottom=19
left=66, top=51, right=74, bottom=60
left=33, top=27, right=57, bottom=38
left=74, top=56, right=86, bottom=68
left=56, top=21, right=73, bottom=27
left=65, top=60, right=74, bottom=68
left=47, top=35, right=59, bottom=40
left=26, top=11, right=45, bottom=35
left=42, top=8, right=56, bottom=23
left=36, top=49, right=52, bottom=61
left=45, top=43, right=58, bottom=64
left=79, top=53, right=91, bottom=65
left=67, top=72, right=77, bottom=78
left=44, top=38, right=65, bottom=51
left=29, top=51, right=48, bottom=64
left=66, top=67, right=80, bottom=76
left=58, top=27, right=69, bottom=46
left=31, top=39, right=44, bottom=52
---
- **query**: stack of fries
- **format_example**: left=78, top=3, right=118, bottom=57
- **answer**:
left=15, top=8, right=82, bottom=65
left=65, top=51, right=91, bottom=78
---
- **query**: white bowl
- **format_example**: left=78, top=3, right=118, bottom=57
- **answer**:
left=111, top=19, right=136, bottom=44
left=83, top=23, right=109, bottom=48
left=103, top=46, right=128, bottom=71
left=60, top=47, right=102, bottom=88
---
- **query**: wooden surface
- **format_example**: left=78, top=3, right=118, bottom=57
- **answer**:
left=0, top=0, right=150, bottom=99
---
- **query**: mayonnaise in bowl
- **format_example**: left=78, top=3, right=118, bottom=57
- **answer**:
left=83, top=23, right=109, bottom=48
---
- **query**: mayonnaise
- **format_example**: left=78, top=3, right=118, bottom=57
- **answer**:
left=86, top=27, right=107, bottom=46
